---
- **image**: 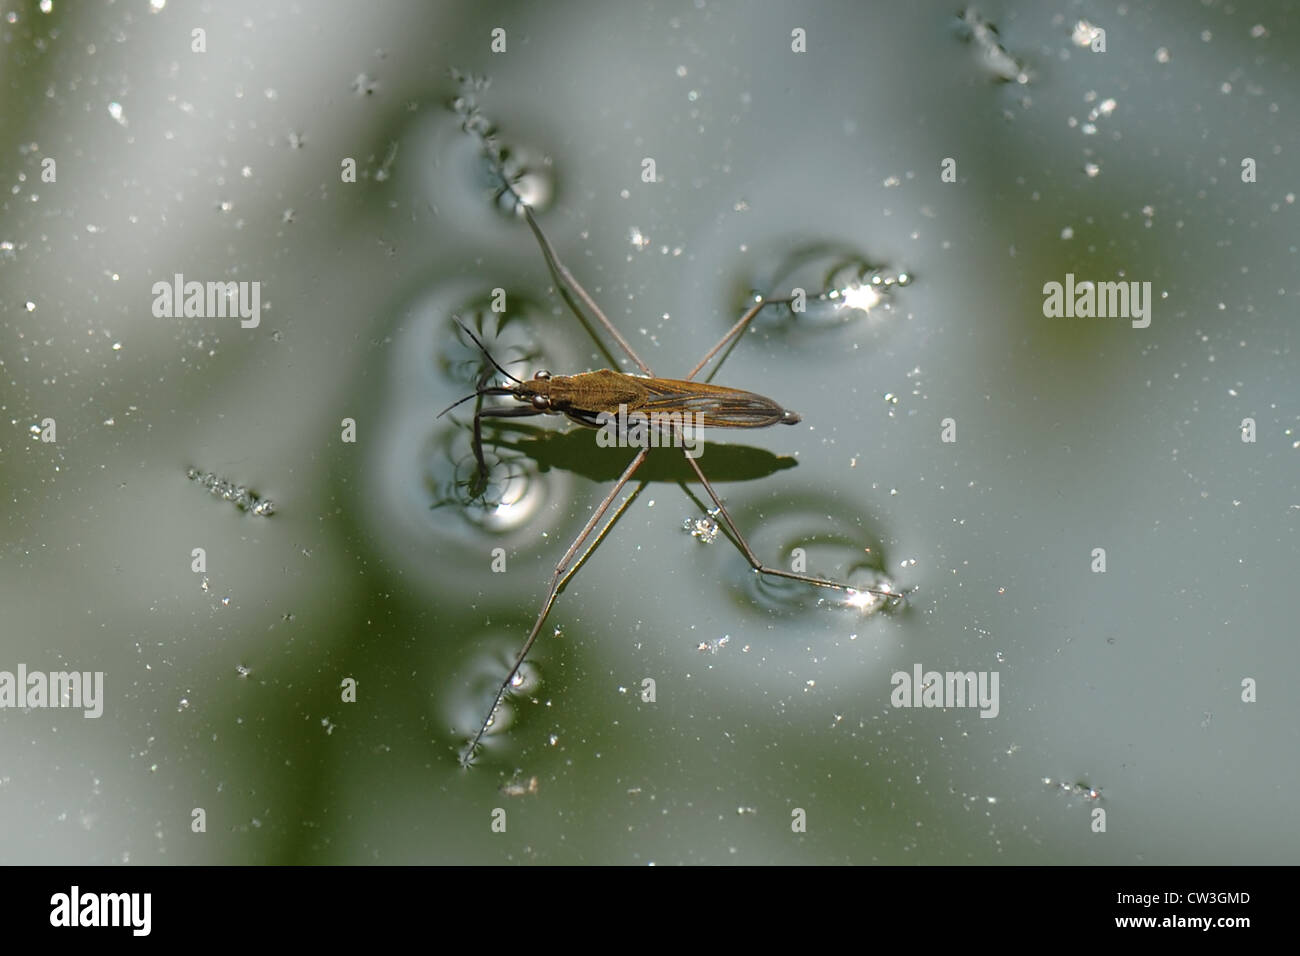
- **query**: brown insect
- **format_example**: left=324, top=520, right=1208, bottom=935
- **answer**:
left=444, top=119, right=907, bottom=766
left=439, top=335, right=804, bottom=496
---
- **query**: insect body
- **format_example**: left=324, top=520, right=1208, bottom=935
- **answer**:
left=439, top=325, right=801, bottom=494
left=511, top=369, right=802, bottom=429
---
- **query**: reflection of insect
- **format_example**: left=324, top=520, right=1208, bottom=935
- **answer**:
left=449, top=127, right=907, bottom=766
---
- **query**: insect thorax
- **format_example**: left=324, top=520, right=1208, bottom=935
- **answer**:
left=537, top=369, right=648, bottom=415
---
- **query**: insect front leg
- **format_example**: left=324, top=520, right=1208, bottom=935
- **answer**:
left=469, top=405, right=544, bottom=498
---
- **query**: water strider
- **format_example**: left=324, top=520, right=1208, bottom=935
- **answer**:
left=438, top=321, right=805, bottom=495
left=446, top=85, right=908, bottom=765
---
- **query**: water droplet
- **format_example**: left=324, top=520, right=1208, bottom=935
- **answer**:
left=351, top=73, right=378, bottom=97
left=186, top=465, right=274, bottom=516
left=683, top=513, right=720, bottom=544
left=1071, top=20, right=1102, bottom=48
left=958, top=8, right=1029, bottom=84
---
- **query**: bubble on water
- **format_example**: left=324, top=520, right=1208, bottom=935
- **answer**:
left=1071, top=20, right=1102, bottom=48
left=697, top=634, right=731, bottom=654
left=500, top=774, right=539, bottom=797
left=957, top=7, right=1030, bottom=85
left=186, top=465, right=274, bottom=516
left=1044, top=777, right=1103, bottom=803
left=351, top=73, right=379, bottom=97
left=683, top=512, right=720, bottom=544
left=107, top=102, right=127, bottom=126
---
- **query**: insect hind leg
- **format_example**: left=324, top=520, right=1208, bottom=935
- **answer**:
left=677, top=440, right=907, bottom=607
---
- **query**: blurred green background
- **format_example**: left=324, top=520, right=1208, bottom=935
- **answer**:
left=2, top=0, right=1297, bottom=863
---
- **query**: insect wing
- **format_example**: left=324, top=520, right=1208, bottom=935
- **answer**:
left=635, top=377, right=789, bottom=427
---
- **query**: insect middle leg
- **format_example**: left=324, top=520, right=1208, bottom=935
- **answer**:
left=679, top=448, right=903, bottom=602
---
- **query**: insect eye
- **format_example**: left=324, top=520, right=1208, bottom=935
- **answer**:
left=531, top=394, right=550, bottom=410
left=534, top=370, right=551, bottom=380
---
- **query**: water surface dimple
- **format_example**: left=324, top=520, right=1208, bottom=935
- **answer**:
left=705, top=494, right=901, bottom=617
left=735, top=242, right=912, bottom=334
left=444, top=639, right=544, bottom=748
left=359, top=286, right=584, bottom=597
left=448, top=68, right=558, bottom=218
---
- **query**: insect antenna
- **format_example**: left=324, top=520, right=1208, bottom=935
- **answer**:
left=435, top=387, right=512, bottom=419
left=454, top=319, right=524, bottom=385
left=436, top=319, right=527, bottom=419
